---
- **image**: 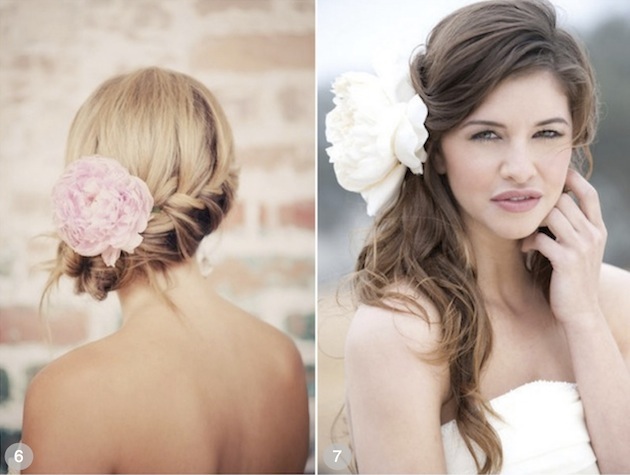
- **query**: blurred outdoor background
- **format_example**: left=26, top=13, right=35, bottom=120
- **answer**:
left=0, top=0, right=315, bottom=472
left=317, top=0, right=630, bottom=472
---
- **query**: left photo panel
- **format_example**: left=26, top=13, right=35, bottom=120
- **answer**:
left=0, top=1, right=315, bottom=473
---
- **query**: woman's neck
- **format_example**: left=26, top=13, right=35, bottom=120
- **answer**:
left=467, top=230, right=540, bottom=310
left=116, top=259, right=213, bottom=326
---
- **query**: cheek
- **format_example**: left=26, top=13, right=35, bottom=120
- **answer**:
left=449, top=163, right=494, bottom=191
left=545, top=147, right=573, bottom=185
left=444, top=147, right=495, bottom=185
left=444, top=160, right=496, bottom=212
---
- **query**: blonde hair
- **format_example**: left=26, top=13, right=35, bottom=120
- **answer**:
left=45, top=67, right=238, bottom=301
left=354, top=0, right=598, bottom=472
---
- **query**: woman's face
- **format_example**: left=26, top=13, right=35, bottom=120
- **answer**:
left=439, top=70, right=573, bottom=241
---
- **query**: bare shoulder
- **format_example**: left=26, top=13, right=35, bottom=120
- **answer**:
left=599, top=262, right=630, bottom=303
left=212, top=297, right=309, bottom=471
left=25, top=338, right=123, bottom=410
left=345, top=297, right=449, bottom=402
left=250, top=313, right=307, bottom=394
left=22, top=340, right=121, bottom=473
left=345, top=293, right=445, bottom=376
left=344, top=294, right=449, bottom=473
left=599, top=263, right=630, bottom=358
left=222, top=297, right=305, bottom=377
left=240, top=303, right=307, bottom=406
left=252, top=321, right=310, bottom=469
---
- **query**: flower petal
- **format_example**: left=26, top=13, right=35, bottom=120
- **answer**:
left=372, top=46, right=416, bottom=103
left=101, top=247, right=120, bottom=267
left=394, top=95, right=429, bottom=174
left=51, top=155, right=154, bottom=267
left=325, top=59, right=430, bottom=217
left=361, top=163, right=407, bottom=216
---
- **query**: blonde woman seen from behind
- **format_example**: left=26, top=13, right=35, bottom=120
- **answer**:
left=327, top=0, right=630, bottom=473
left=21, top=68, right=309, bottom=474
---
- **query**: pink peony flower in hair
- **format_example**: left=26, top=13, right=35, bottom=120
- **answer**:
left=52, top=155, right=154, bottom=267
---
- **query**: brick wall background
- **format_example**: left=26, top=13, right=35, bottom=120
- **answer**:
left=0, top=0, right=315, bottom=471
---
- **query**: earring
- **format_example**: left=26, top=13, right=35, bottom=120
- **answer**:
left=196, top=231, right=223, bottom=277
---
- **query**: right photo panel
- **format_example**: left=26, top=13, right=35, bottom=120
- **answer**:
left=317, top=0, right=630, bottom=473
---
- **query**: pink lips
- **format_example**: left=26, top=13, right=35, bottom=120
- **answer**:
left=491, top=190, right=542, bottom=212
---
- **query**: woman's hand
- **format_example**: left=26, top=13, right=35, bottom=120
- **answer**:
left=522, top=168, right=607, bottom=329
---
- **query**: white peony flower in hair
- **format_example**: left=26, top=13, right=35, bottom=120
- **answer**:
left=325, top=50, right=429, bottom=216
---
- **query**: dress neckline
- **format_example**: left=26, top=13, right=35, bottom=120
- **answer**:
left=441, top=380, right=577, bottom=428
left=488, top=379, right=576, bottom=404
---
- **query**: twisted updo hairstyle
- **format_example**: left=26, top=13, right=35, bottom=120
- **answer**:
left=45, top=67, right=238, bottom=301
left=354, top=0, right=598, bottom=472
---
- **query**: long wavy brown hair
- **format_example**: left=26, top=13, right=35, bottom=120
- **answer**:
left=353, top=0, right=598, bottom=472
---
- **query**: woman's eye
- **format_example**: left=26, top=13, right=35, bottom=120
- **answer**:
left=534, top=129, right=563, bottom=139
left=471, top=130, right=499, bottom=141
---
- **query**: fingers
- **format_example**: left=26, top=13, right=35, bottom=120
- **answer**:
left=521, top=228, right=559, bottom=256
left=522, top=170, right=607, bottom=262
left=545, top=200, right=578, bottom=242
left=552, top=192, right=590, bottom=236
left=539, top=191, right=605, bottom=250
left=564, top=168, right=605, bottom=228
left=536, top=192, right=591, bottom=245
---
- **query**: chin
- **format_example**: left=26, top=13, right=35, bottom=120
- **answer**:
left=493, top=222, right=540, bottom=241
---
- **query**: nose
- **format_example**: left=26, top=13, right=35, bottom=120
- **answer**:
left=499, top=141, right=536, bottom=183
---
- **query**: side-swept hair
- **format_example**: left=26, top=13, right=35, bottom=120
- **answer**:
left=354, top=1, right=598, bottom=472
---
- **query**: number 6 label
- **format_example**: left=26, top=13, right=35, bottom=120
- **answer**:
left=4, top=443, right=34, bottom=471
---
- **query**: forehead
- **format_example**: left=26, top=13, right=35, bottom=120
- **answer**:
left=468, top=70, right=571, bottom=124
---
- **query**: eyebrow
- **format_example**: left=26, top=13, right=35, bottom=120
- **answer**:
left=461, top=117, right=570, bottom=128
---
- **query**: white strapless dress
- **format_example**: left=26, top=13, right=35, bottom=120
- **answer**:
left=441, top=380, right=600, bottom=474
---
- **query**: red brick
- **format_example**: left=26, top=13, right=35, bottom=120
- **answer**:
left=222, top=201, right=245, bottom=230
left=279, top=200, right=314, bottom=229
left=0, top=306, right=88, bottom=346
left=259, top=203, right=269, bottom=227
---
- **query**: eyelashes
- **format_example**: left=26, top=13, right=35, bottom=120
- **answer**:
left=471, top=130, right=499, bottom=141
left=533, top=129, right=564, bottom=139
left=470, top=129, right=565, bottom=141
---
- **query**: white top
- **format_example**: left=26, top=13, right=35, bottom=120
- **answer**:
left=441, top=380, right=600, bottom=474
